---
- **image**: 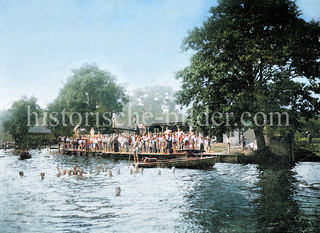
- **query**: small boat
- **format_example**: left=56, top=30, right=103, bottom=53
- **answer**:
left=175, top=149, right=203, bottom=157
left=135, top=156, right=217, bottom=169
left=19, top=152, right=32, bottom=160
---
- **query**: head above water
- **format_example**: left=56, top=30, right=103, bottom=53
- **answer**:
left=116, top=187, right=121, bottom=196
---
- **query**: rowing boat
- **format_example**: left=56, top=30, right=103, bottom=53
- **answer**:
left=135, top=156, right=217, bottom=169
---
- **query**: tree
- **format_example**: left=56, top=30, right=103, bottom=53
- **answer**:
left=47, top=64, right=128, bottom=136
left=176, top=0, right=320, bottom=149
left=3, top=96, right=41, bottom=145
left=118, top=85, right=185, bottom=127
left=296, top=117, right=320, bottom=139
left=0, top=110, right=14, bottom=144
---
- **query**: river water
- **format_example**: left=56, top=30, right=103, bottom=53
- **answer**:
left=0, top=149, right=319, bottom=233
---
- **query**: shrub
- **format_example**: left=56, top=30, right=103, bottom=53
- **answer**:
left=294, top=147, right=320, bottom=162
left=295, top=137, right=308, bottom=147
left=311, top=138, right=320, bottom=144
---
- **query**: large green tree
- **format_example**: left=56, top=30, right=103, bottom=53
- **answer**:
left=0, top=109, right=13, bottom=144
left=118, top=85, right=185, bottom=127
left=3, top=96, right=41, bottom=144
left=176, top=0, right=320, bottom=148
left=47, top=64, right=128, bottom=136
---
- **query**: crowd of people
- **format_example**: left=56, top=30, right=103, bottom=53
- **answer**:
left=59, top=128, right=217, bottom=155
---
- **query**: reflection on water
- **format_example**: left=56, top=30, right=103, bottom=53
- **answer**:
left=0, top=150, right=319, bottom=232
left=255, top=168, right=300, bottom=232
left=254, top=164, right=320, bottom=233
left=180, top=164, right=260, bottom=233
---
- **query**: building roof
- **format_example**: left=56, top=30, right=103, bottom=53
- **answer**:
left=112, top=127, right=136, bottom=132
left=28, top=126, right=52, bottom=134
left=146, top=120, right=186, bottom=127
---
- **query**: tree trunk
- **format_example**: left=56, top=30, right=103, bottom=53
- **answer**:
left=253, top=127, right=266, bottom=149
left=268, top=131, right=294, bottom=162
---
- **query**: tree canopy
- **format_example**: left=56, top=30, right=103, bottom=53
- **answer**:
left=0, top=110, right=13, bottom=143
left=118, top=85, right=185, bottom=127
left=3, top=96, right=41, bottom=145
left=47, top=64, right=128, bottom=136
left=176, top=0, right=320, bottom=148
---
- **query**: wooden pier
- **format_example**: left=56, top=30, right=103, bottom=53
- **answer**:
left=60, top=148, right=254, bottom=164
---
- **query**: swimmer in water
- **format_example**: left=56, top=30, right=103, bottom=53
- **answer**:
left=67, top=170, right=73, bottom=176
left=116, top=187, right=121, bottom=196
left=40, top=172, right=45, bottom=180
left=56, top=166, right=62, bottom=177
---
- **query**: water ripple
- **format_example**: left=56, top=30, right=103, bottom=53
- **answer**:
left=1, top=150, right=319, bottom=232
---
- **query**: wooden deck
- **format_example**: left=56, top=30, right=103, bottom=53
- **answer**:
left=60, top=148, right=254, bottom=163
left=135, top=156, right=217, bottom=169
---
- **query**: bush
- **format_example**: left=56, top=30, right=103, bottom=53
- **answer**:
left=295, top=137, right=308, bottom=147
left=295, top=137, right=320, bottom=145
left=311, top=138, right=320, bottom=144
left=294, top=147, right=320, bottom=162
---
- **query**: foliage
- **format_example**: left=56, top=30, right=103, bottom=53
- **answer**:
left=295, top=137, right=308, bottom=147
left=293, top=147, right=320, bottom=161
left=118, top=85, right=186, bottom=126
left=295, top=137, right=320, bottom=146
left=2, top=96, right=41, bottom=144
left=295, top=117, right=320, bottom=138
left=295, top=136, right=320, bottom=158
left=0, top=110, right=13, bottom=143
left=47, top=64, right=128, bottom=136
left=176, top=0, right=320, bottom=148
left=312, top=138, right=320, bottom=144
left=0, top=110, right=11, bottom=128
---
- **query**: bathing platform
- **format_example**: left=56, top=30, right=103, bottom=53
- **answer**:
left=61, top=148, right=254, bottom=164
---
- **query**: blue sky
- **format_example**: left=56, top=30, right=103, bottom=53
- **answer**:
left=0, top=0, right=319, bottom=110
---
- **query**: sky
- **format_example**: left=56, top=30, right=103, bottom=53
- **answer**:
left=0, top=0, right=319, bottom=110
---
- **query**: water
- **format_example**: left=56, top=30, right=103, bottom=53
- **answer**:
left=0, top=149, right=319, bottom=233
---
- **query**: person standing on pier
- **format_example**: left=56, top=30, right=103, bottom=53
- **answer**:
left=90, top=127, right=95, bottom=137
left=130, top=138, right=139, bottom=163
left=204, top=137, right=209, bottom=153
left=227, top=137, right=231, bottom=154
left=175, top=128, right=182, bottom=150
left=113, top=136, right=119, bottom=152
left=241, top=135, right=246, bottom=151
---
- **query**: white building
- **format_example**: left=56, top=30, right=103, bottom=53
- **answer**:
left=223, top=129, right=255, bottom=147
